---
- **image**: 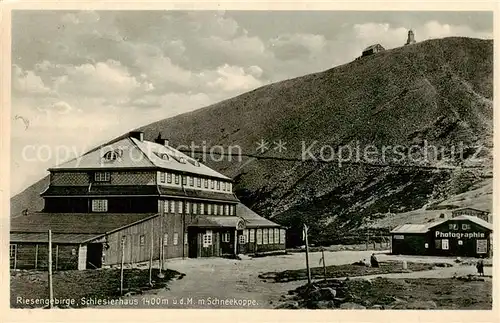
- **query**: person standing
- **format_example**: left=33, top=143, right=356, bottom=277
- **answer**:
left=476, top=259, right=484, bottom=276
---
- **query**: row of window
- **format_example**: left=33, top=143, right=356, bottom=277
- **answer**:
left=201, top=228, right=286, bottom=247
left=448, top=223, right=471, bottom=231
left=124, top=233, right=188, bottom=247
left=159, top=172, right=232, bottom=193
left=249, top=228, right=285, bottom=245
left=163, top=200, right=235, bottom=216
left=92, top=171, right=233, bottom=195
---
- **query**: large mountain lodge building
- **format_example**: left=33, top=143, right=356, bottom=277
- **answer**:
left=10, top=132, right=286, bottom=270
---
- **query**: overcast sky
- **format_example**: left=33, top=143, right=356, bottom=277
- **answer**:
left=11, top=10, right=493, bottom=195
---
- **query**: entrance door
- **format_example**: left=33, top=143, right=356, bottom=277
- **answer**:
left=456, top=239, right=467, bottom=256
left=220, top=231, right=233, bottom=255
left=237, top=230, right=246, bottom=254
left=86, top=243, right=103, bottom=269
left=188, top=230, right=198, bottom=258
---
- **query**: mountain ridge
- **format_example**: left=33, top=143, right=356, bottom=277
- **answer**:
left=11, top=36, right=493, bottom=245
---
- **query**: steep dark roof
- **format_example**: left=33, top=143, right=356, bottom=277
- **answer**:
left=159, top=187, right=239, bottom=202
left=236, top=204, right=282, bottom=228
left=188, top=216, right=244, bottom=228
left=451, top=207, right=490, bottom=214
left=10, top=212, right=158, bottom=234
left=363, top=44, right=385, bottom=52
left=10, top=232, right=99, bottom=244
left=50, top=136, right=230, bottom=180
left=41, top=185, right=160, bottom=197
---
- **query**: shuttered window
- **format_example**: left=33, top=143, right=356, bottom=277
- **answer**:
left=256, top=229, right=263, bottom=245
left=263, top=229, right=269, bottom=245
left=280, top=229, right=286, bottom=244
left=92, top=199, right=108, bottom=212
left=203, top=230, right=213, bottom=247
left=94, top=172, right=110, bottom=182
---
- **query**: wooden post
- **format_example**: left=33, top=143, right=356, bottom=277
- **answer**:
left=55, top=245, right=59, bottom=271
left=48, top=230, right=54, bottom=308
left=159, top=212, right=164, bottom=274
left=366, top=230, right=369, bottom=250
left=304, top=224, right=311, bottom=285
left=321, top=247, right=327, bottom=281
left=234, top=229, right=238, bottom=256
left=120, top=237, right=125, bottom=296
left=35, top=244, right=38, bottom=269
left=159, top=236, right=163, bottom=274
left=149, top=222, right=154, bottom=286
left=13, top=245, right=17, bottom=270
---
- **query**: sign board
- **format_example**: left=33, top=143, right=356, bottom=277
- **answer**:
left=476, top=239, right=487, bottom=254
left=435, top=231, right=486, bottom=239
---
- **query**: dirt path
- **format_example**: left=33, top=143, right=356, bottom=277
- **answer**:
left=101, top=250, right=491, bottom=309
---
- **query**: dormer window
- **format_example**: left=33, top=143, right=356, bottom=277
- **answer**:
left=154, top=152, right=170, bottom=160
left=102, top=149, right=122, bottom=162
left=188, top=158, right=200, bottom=167
left=95, top=172, right=110, bottom=182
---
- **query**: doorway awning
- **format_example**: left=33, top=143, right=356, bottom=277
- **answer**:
left=188, top=216, right=245, bottom=229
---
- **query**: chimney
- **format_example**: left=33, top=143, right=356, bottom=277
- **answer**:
left=154, top=132, right=169, bottom=147
left=405, top=29, right=416, bottom=45
left=129, top=131, right=144, bottom=142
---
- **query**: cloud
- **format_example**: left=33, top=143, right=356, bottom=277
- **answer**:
left=205, top=64, right=263, bottom=92
left=53, top=60, right=144, bottom=97
left=269, top=33, right=327, bottom=60
left=12, top=65, right=52, bottom=95
left=421, top=20, right=493, bottom=40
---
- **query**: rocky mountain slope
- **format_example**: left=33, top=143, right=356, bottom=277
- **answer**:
left=11, top=37, right=493, bottom=245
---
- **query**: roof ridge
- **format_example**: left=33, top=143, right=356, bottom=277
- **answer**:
left=128, top=137, right=157, bottom=167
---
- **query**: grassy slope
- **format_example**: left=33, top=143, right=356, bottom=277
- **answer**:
left=11, top=37, right=493, bottom=244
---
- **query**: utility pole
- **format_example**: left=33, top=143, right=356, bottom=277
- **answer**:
left=120, top=237, right=125, bottom=296
left=149, top=222, right=154, bottom=286
left=48, top=230, right=54, bottom=309
left=303, top=224, right=312, bottom=285
left=159, top=207, right=164, bottom=275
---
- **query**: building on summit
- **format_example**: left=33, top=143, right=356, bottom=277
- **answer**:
left=405, top=29, right=416, bottom=45
left=361, top=44, right=385, bottom=57
left=10, top=132, right=286, bottom=270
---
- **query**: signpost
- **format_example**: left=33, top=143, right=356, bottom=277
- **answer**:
left=149, top=222, right=154, bottom=286
left=48, top=230, right=54, bottom=309
left=320, top=247, right=327, bottom=281
left=303, top=224, right=312, bottom=285
left=120, top=236, right=125, bottom=296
